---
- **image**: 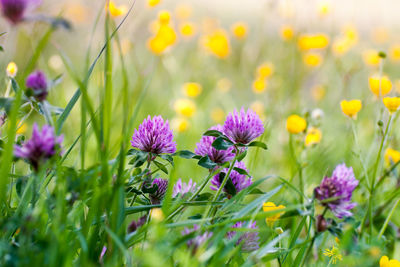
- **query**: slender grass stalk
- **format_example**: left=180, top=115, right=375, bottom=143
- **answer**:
left=378, top=198, right=400, bottom=239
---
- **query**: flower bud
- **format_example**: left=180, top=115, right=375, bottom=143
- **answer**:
left=25, top=70, right=48, bottom=102
left=316, top=214, right=328, bottom=232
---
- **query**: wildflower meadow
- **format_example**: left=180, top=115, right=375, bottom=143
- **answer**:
left=2, top=0, right=400, bottom=266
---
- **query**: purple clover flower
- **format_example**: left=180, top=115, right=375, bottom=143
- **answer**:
left=26, top=70, right=48, bottom=101
left=14, top=123, right=63, bottom=171
left=172, top=178, right=197, bottom=198
left=181, top=225, right=213, bottom=253
left=223, top=107, right=264, bottom=144
left=195, top=125, right=235, bottom=164
left=128, top=215, right=147, bottom=233
left=227, top=221, right=260, bottom=252
left=149, top=178, right=168, bottom=204
left=210, top=161, right=252, bottom=198
left=0, top=0, right=40, bottom=24
left=131, top=115, right=176, bottom=155
left=314, top=163, right=359, bottom=218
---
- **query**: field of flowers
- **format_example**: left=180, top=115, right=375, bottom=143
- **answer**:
left=2, top=0, right=400, bottom=266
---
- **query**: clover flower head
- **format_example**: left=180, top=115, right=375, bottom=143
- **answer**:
left=149, top=178, right=169, bottom=204
left=131, top=115, right=176, bottom=155
left=26, top=70, right=48, bottom=101
left=181, top=224, right=213, bottom=252
left=227, top=221, right=260, bottom=252
left=0, top=0, right=40, bottom=24
left=223, top=107, right=264, bottom=144
left=172, top=178, right=197, bottom=198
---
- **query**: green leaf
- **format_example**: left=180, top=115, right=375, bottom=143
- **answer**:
left=154, top=160, right=168, bottom=174
left=249, top=188, right=264, bottom=194
left=248, top=141, right=268, bottom=150
left=237, top=150, right=247, bottom=162
left=233, top=167, right=249, bottom=176
left=212, top=136, right=233, bottom=151
left=0, top=46, right=3, bottom=52
left=198, top=155, right=217, bottom=169
left=159, top=154, right=174, bottom=166
left=0, top=97, right=14, bottom=113
left=203, top=129, right=223, bottom=137
left=173, top=150, right=197, bottom=159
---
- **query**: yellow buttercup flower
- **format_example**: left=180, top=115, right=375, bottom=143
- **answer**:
left=252, top=78, right=267, bottom=94
left=158, top=10, right=171, bottom=24
left=6, top=62, right=17, bottom=78
left=148, top=0, right=161, bottom=8
left=183, top=82, right=202, bottom=98
left=343, top=25, right=358, bottom=45
left=390, top=45, right=400, bottom=62
left=210, top=108, right=225, bottom=123
left=216, top=78, right=231, bottom=93
left=262, top=202, right=285, bottom=226
left=369, top=75, right=392, bottom=97
left=383, top=97, right=400, bottom=114
left=286, top=115, right=306, bottom=134
left=257, top=62, right=274, bottom=79
left=323, top=246, right=342, bottom=264
left=332, top=37, right=351, bottom=56
left=305, top=127, right=322, bottom=147
left=202, top=29, right=230, bottom=59
left=363, top=49, right=380, bottom=66
left=107, top=1, right=127, bottom=18
left=317, top=0, right=331, bottom=16
left=298, top=34, right=329, bottom=50
left=175, top=4, right=192, bottom=20
left=173, top=98, right=196, bottom=117
left=303, top=52, right=322, bottom=68
left=380, top=256, right=400, bottom=267
left=179, top=22, right=196, bottom=38
left=384, top=148, right=400, bottom=165
left=147, top=24, right=177, bottom=55
left=340, top=99, right=362, bottom=119
left=171, top=117, right=189, bottom=133
left=231, top=22, right=248, bottom=40
left=280, top=25, right=294, bottom=41
left=16, top=121, right=27, bottom=134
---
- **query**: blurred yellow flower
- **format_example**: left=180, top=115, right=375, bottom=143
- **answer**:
left=158, top=10, right=171, bottom=24
left=280, top=25, right=294, bottom=41
left=380, top=256, right=400, bottom=267
left=311, top=85, right=326, bottom=101
left=175, top=4, right=192, bottom=20
left=317, top=0, right=331, bottom=16
left=107, top=1, right=127, bottom=18
left=202, top=29, right=230, bottom=59
left=303, top=52, right=322, bottom=68
left=6, top=62, right=17, bottom=78
left=173, top=98, right=196, bottom=117
left=340, top=99, right=362, bottom=119
left=257, top=62, right=274, bottom=79
left=250, top=101, right=265, bottom=119
left=179, top=22, right=196, bottom=38
left=298, top=34, right=329, bottom=50
left=372, top=27, right=389, bottom=44
left=216, top=78, right=231, bottom=93
left=16, top=121, right=27, bottom=134
left=183, top=82, right=202, bottom=98
left=147, top=23, right=177, bottom=55
left=305, top=127, right=322, bottom=147
left=383, top=97, right=400, bottom=114
left=210, top=107, right=225, bottom=123
left=286, top=115, right=306, bottom=134
left=262, top=202, right=285, bottom=226
left=332, top=37, right=351, bottom=56
left=171, top=117, right=189, bottom=133
left=323, top=246, right=342, bottom=264
left=389, top=45, right=400, bottom=62
left=231, top=22, right=248, bottom=40
left=363, top=49, right=380, bottom=66
left=150, top=208, right=164, bottom=221
left=252, top=78, right=267, bottom=94
left=343, top=24, right=358, bottom=45
left=369, top=75, right=392, bottom=97
left=148, top=0, right=161, bottom=8
left=384, top=148, right=400, bottom=165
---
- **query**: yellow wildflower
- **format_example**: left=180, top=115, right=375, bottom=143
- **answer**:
left=147, top=24, right=177, bottom=55
left=305, top=127, right=322, bottom=147
left=257, top=62, right=274, bottom=79
left=363, top=49, right=380, bottom=66
left=303, top=52, right=323, bottom=68
left=317, top=0, right=331, bottom=16
left=343, top=25, right=358, bottom=45
left=380, top=256, right=400, bottom=267
left=158, top=10, right=171, bottom=24
left=150, top=208, right=164, bottom=221
left=262, top=202, right=285, bottom=226
left=252, top=78, right=267, bottom=94
left=210, top=108, right=225, bottom=123
left=148, top=0, right=161, bottom=8
left=175, top=4, right=192, bottom=20
left=6, top=62, right=17, bottom=78
left=16, top=121, right=27, bottom=134
left=183, top=82, right=202, bottom=98
left=340, top=99, right=362, bottom=119
left=332, top=37, right=351, bottom=56
left=385, top=148, right=400, bottom=165
left=298, top=34, right=329, bottom=50
left=202, top=29, right=230, bottom=59
left=180, top=22, right=196, bottom=38
left=107, top=1, right=127, bottom=18
left=171, top=117, right=189, bottom=133
left=323, top=246, right=343, bottom=264
left=383, top=97, right=400, bottom=114
left=231, top=22, right=248, bottom=40
left=390, top=45, right=400, bottom=62
left=280, top=25, right=294, bottom=41
left=369, top=75, right=392, bottom=97
left=286, top=115, right=307, bottom=134
left=173, top=98, right=196, bottom=117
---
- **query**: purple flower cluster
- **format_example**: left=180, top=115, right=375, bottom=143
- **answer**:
left=26, top=70, right=48, bottom=101
left=210, top=161, right=252, bottom=197
left=128, top=215, right=147, bottom=233
left=227, top=221, right=260, bottom=252
left=181, top=225, right=213, bottom=252
left=0, top=0, right=40, bottom=24
left=149, top=178, right=169, bottom=204
left=314, top=163, right=359, bottom=218
left=223, top=107, right=264, bottom=145
left=131, top=115, right=176, bottom=155
left=172, top=178, right=197, bottom=198
left=14, top=123, right=63, bottom=171
left=195, top=125, right=235, bottom=164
